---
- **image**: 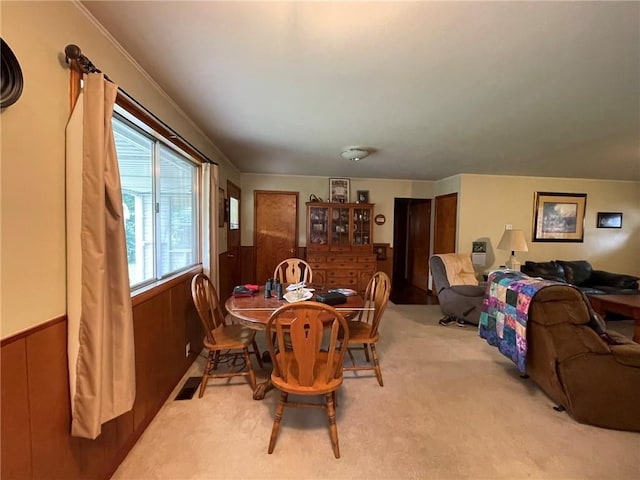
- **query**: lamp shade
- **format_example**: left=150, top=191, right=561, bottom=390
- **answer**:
left=497, top=229, right=528, bottom=253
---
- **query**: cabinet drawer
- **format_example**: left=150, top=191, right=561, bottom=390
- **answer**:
left=326, top=277, right=358, bottom=287
left=327, top=255, right=358, bottom=263
left=307, top=254, right=326, bottom=263
left=327, top=270, right=358, bottom=278
left=313, top=270, right=327, bottom=284
left=358, top=255, right=377, bottom=263
left=326, top=262, right=360, bottom=270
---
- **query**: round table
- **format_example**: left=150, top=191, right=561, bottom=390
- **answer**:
left=225, top=287, right=368, bottom=399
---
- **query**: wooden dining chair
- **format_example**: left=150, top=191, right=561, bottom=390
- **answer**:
left=343, top=271, right=391, bottom=386
left=265, top=301, right=350, bottom=458
left=190, top=273, right=263, bottom=397
left=273, top=258, right=313, bottom=284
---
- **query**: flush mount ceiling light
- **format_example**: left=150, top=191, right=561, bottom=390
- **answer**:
left=340, top=147, right=370, bottom=162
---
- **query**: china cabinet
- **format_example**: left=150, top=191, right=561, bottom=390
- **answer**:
left=306, top=202, right=377, bottom=293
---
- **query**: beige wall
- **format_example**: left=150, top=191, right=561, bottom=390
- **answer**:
left=240, top=174, right=435, bottom=247
left=458, top=174, right=640, bottom=276
left=0, top=1, right=237, bottom=338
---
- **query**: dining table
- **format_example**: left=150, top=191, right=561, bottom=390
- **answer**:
left=225, top=285, right=370, bottom=400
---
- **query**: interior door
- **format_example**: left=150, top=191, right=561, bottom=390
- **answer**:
left=225, top=181, right=241, bottom=297
left=433, top=193, right=457, bottom=254
left=407, top=200, right=431, bottom=290
left=254, top=191, right=298, bottom=284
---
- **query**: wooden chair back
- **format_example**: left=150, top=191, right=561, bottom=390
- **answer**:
left=191, top=273, right=226, bottom=345
left=266, top=302, right=349, bottom=388
left=356, top=271, right=391, bottom=338
left=273, top=258, right=313, bottom=284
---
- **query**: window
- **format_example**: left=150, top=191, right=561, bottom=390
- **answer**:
left=229, top=196, right=239, bottom=230
left=113, top=114, right=199, bottom=288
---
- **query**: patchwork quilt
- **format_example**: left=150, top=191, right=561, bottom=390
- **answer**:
left=478, top=270, right=558, bottom=373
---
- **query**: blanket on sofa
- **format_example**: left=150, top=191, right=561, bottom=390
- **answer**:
left=478, top=271, right=558, bottom=373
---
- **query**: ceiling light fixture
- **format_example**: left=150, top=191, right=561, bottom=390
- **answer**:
left=340, top=147, right=370, bottom=162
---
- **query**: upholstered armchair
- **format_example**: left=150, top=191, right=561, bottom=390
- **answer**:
left=429, top=253, right=485, bottom=326
left=527, top=285, right=640, bottom=431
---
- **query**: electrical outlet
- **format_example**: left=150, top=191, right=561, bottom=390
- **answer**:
left=505, top=224, right=512, bottom=230
left=185, top=342, right=190, bottom=357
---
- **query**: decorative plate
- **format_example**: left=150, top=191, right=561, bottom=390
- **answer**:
left=284, top=289, right=313, bottom=303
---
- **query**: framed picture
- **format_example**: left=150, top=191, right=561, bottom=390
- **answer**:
left=329, top=178, right=350, bottom=203
left=596, top=212, right=622, bottom=229
left=373, top=243, right=388, bottom=261
left=472, top=241, right=487, bottom=253
left=532, top=192, right=587, bottom=242
left=356, top=190, right=369, bottom=203
left=218, top=187, right=226, bottom=227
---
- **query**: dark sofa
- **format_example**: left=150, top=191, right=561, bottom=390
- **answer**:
left=521, top=260, right=639, bottom=295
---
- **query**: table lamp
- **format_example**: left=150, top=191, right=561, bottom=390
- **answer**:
left=497, top=228, right=528, bottom=271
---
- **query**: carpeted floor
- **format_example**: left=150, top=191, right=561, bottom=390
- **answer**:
left=112, top=304, right=639, bottom=480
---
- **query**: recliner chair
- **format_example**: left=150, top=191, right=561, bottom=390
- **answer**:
left=526, top=285, right=640, bottom=431
left=429, top=253, right=485, bottom=326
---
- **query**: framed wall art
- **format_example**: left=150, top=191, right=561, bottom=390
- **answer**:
left=356, top=190, right=369, bottom=203
left=596, top=212, right=622, bottom=229
left=329, top=178, right=350, bottom=203
left=532, top=192, right=587, bottom=242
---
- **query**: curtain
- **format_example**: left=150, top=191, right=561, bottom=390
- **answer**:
left=201, top=162, right=220, bottom=291
left=66, top=73, right=136, bottom=439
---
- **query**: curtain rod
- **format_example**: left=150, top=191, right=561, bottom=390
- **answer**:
left=64, top=44, right=216, bottom=165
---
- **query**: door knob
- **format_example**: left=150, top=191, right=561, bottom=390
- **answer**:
left=227, top=253, right=235, bottom=258
left=289, top=249, right=295, bottom=253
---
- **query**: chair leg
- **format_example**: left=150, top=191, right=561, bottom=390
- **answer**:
left=199, top=351, right=214, bottom=398
left=252, top=340, right=264, bottom=368
left=347, top=347, right=357, bottom=367
left=211, top=350, right=221, bottom=372
left=242, top=347, right=257, bottom=390
left=268, top=392, right=287, bottom=454
left=363, top=343, right=370, bottom=362
left=325, top=392, right=340, bottom=459
left=370, top=344, right=383, bottom=387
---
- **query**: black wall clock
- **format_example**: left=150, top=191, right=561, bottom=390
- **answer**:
left=1, top=38, right=24, bottom=109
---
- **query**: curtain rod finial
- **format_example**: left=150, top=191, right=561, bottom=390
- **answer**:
left=65, top=44, right=81, bottom=62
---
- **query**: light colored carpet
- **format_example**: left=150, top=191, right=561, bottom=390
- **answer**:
left=112, top=304, right=639, bottom=480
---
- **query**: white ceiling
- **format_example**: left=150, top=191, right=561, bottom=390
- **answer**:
left=81, top=1, right=640, bottom=181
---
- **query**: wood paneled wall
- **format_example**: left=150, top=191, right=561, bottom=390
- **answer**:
left=0, top=271, right=202, bottom=480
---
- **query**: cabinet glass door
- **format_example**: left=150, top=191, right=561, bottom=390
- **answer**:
left=331, top=207, right=350, bottom=246
left=309, top=206, right=328, bottom=246
left=353, top=207, right=371, bottom=246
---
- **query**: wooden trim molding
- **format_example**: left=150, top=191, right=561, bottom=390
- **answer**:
left=1, top=314, right=67, bottom=347
left=116, top=92, right=211, bottom=166
left=131, top=265, right=202, bottom=307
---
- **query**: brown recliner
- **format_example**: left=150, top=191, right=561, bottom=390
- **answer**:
left=526, top=285, right=640, bottom=431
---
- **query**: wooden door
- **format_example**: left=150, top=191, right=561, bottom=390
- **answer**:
left=433, top=193, right=457, bottom=254
left=223, top=181, right=241, bottom=298
left=407, top=200, right=431, bottom=290
left=254, top=191, right=298, bottom=284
